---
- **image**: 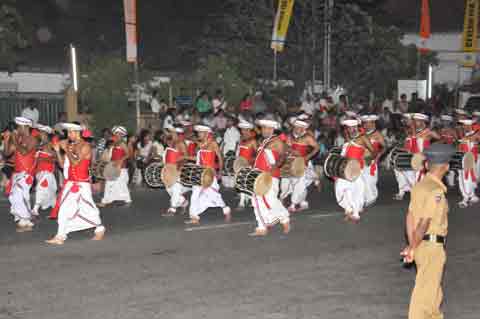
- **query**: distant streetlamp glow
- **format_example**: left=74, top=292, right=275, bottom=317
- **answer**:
left=70, top=44, right=78, bottom=92
left=427, top=64, right=433, bottom=99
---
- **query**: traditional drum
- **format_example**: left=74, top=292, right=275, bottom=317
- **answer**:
left=223, top=155, right=236, bottom=176
left=234, top=167, right=272, bottom=196
left=280, top=157, right=306, bottom=178
left=388, top=147, right=414, bottom=171
left=91, top=160, right=121, bottom=181
left=144, top=161, right=165, bottom=189
left=179, top=163, right=215, bottom=188
left=323, top=153, right=361, bottom=181
left=449, top=151, right=465, bottom=171
left=233, top=157, right=250, bottom=173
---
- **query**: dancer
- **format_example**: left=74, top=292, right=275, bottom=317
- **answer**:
left=185, top=125, right=231, bottom=224
left=438, top=115, right=457, bottom=187
left=46, top=123, right=105, bottom=245
left=3, top=117, right=38, bottom=232
left=249, top=117, right=290, bottom=236
left=33, top=124, right=57, bottom=216
left=280, top=118, right=319, bottom=213
left=236, top=120, right=257, bottom=208
left=99, top=126, right=132, bottom=207
left=457, top=119, right=480, bottom=208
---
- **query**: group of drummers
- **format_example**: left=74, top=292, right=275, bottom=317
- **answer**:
left=2, top=106, right=480, bottom=242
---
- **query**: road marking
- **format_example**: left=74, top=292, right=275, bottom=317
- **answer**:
left=309, top=212, right=342, bottom=219
left=185, top=221, right=252, bottom=232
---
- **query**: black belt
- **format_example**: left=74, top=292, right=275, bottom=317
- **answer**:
left=423, top=234, right=446, bottom=244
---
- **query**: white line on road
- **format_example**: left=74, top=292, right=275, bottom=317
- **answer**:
left=185, top=221, right=252, bottom=232
left=308, top=212, right=342, bottom=219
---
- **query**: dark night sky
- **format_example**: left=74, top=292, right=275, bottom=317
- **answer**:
left=15, top=0, right=464, bottom=72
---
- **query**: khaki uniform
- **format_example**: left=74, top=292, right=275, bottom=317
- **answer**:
left=408, top=173, right=448, bottom=319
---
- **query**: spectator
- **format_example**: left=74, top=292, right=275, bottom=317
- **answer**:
left=212, top=89, right=227, bottom=113
left=21, top=98, right=40, bottom=124
left=162, top=106, right=176, bottom=131
left=397, top=94, right=409, bottom=113
left=96, top=128, right=112, bottom=159
left=382, top=96, right=394, bottom=113
left=212, top=109, right=228, bottom=131
left=195, top=91, right=212, bottom=116
left=239, top=93, right=253, bottom=113
left=253, top=91, right=267, bottom=114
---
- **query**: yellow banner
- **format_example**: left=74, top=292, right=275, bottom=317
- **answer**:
left=271, top=0, right=295, bottom=52
left=462, top=0, right=479, bottom=52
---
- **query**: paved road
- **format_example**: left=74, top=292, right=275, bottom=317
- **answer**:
left=0, top=173, right=479, bottom=319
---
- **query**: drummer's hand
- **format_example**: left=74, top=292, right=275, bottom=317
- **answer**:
left=400, top=246, right=414, bottom=264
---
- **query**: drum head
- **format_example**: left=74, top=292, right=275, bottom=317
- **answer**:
left=161, top=164, right=179, bottom=188
left=411, top=153, right=426, bottom=171
left=233, top=157, right=250, bottom=173
left=254, top=172, right=272, bottom=196
left=464, top=152, right=476, bottom=171
left=290, top=157, right=306, bottom=177
left=103, top=162, right=121, bottom=181
left=344, top=159, right=361, bottom=181
left=201, top=167, right=215, bottom=188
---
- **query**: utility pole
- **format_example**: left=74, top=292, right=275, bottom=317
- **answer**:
left=311, top=0, right=316, bottom=95
left=323, top=0, right=333, bottom=93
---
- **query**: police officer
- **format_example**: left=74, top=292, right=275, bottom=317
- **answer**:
left=401, top=143, right=455, bottom=319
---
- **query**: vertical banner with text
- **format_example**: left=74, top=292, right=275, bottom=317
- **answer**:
left=123, top=0, right=138, bottom=63
left=462, top=0, right=479, bottom=52
left=419, top=0, right=431, bottom=54
left=271, top=0, right=295, bottom=52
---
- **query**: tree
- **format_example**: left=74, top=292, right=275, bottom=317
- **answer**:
left=191, top=0, right=436, bottom=99
left=79, top=55, right=137, bottom=133
left=0, top=0, right=30, bottom=71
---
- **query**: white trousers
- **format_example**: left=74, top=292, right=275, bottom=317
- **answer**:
left=102, top=169, right=131, bottom=204
left=362, top=164, right=378, bottom=206
left=335, top=176, right=366, bottom=218
left=56, top=181, right=104, bottom=240
left=251, top=178, right=290, bottom=231
left=238, top=193, right=250, bottom=207
left=394, top=169, right=416, bottom=195
left=166, top=182, right=189, bottom=208
left=458, top=169, right=477, bottom=201
left=9, top=172, right=33, bottom=224
left=280, top=175, right=308, bottom=205
left=34, top=171, right=57, bottom=212
left=189, top=178, right=227, bottom=218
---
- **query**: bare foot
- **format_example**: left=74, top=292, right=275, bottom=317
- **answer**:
left=45, top=237, right=65, bottom=245
left=96, top=203, right=108, bottom=208
left=91, top=229, right=106, bottom=241
left=184, top=218, right=200, bottom=225
left=248, top=229, right=268, bottom=237
left=282, top=222, right=291, bottom=234
left=16, top=225, right=33, bottom=233
left=224, top=213, right=232, bottom=223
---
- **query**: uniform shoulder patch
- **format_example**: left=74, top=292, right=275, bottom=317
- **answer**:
left=434, top=193, right=443, bottom=203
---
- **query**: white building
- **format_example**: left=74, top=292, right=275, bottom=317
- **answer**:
left=0, top=72, right=69, bottom=93
left=402, top=32, right=472, bottom=89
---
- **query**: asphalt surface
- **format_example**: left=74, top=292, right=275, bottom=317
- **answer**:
left=1, top=172, right=479, bottom=319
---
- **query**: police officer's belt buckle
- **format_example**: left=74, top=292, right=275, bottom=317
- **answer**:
left=423, top=234, right=446, bottom=245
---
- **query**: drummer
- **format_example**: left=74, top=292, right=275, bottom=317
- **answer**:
left=454, top=108, right=469, bottom=139
left=33, top=124, right=58, bottom=216
left=163, top=125, right=190, bottom=216
left=180, top=119, right=197, bottom=161
left=411, top=113, right=440, bottom=182
left=98, top=126, right=132, bottom=207
left=335, top=119, right=374, bottom=223
left=457, top=119, right=480, bottom=208
left=250, top=116, right=290, bottom=236
left=438, top=115, right=457, bottom=187
left=185, top=125, right=231, bottom=225
left=236, top=119, right=257, bottom=209
left=221, top=114, right=240, bottom=188
left=360, top=115, right=385, bottom=207
left=280, top=118, right=319, bottom=213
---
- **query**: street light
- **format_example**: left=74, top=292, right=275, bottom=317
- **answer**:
left=427, top=64, right=433, bottom=99
left=70, top=44, right=78, bottom=92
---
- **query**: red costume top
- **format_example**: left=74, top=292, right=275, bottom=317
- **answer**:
left=111, top=146, right=127, bottom=168
left=68, top=159, right=91, bottom=182
left=254, top=148, right=281, bottom=178
left=14, top=150, right=36, bottom=175
left=186, top=140, right=197, bottom=158
left=198, top=150, right=216, bottom=168
left=238, top=141, right=255, bottom=163
left=343, top=143, right=365, bottom=169
left=404, top=136, right=430, bottom=153
left=36, top=150, right=55, bottom=173
left=440, top=130, right=456, bottom=145
left=164, top=147, right=179, bottom=164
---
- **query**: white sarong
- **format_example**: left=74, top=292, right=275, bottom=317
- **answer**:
left=335, top=176, right=366, bottom=219
left=251, top=178, right=289, bottom=230
left=101, top=168, right=131, bottom=204
left=362, top=162, right=378, bottom=206
left=459, top=167, right=477, bottom=201
left=189, top=178, right=227, bottom=218
left=9, top=172, right=34, bottom=224
left=34, top=171, right=57, bottom=213
left=394, top=169, right=416, bottom=195
left=56, top=181, right=104, bottom=239
left=166, top=182, right=189, bottom=208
